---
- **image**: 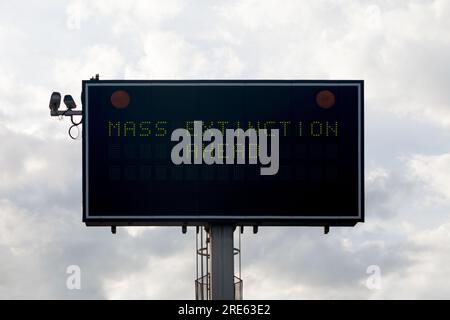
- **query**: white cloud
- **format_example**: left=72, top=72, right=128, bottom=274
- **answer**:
left=214, top=0, right=450, bottom=126
left=65, top=0, right=184, bottom=32
left=0, top=73, right=58, bottom=137
left=54, top=44, right=125, bottom=90
left=408, top=153, right=450, bottom=201
left=124, top=31, right=244, bottom=78
left=372, top=222, right=450, bottom=299
left=124, top=226, right=156, bottom=238
left=0, top=129, right=81, bottom=196
left=102, top=253, right=193, bottom=299
left=66, top=0, right=91, bottom=30
left=0, top=199, right=55, bottom=256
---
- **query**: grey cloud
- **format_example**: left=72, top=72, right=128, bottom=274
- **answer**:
left=0, top=127, right=195, bottom=299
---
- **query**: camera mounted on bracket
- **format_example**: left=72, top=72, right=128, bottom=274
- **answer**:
left=48, top=75, right=101, bottom=139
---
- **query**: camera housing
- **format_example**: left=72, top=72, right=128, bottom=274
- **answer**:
left=49, top=92, right=61, bottom=113
left=64, top=95, right=77, bottom=110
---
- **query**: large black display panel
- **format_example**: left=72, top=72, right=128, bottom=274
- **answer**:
left=82, top=80, right=364, bottom=226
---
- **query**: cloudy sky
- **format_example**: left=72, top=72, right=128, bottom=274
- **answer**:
left=1, top=0, right=450, bottom=299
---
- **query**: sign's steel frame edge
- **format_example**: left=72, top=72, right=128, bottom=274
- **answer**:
left=82, top=80, right=364, bottom=227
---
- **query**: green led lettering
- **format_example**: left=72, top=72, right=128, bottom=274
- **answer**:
left=249, top=143, right=258, bottom=160
left=236, top=143, right=245, bottom=162
left=217, top=121, right=229, bottom=134
left=280, top=121, right=291, bottom=137
left=263, top=121, right=276, bottom=136
left=139, top=121, right=152, bottom=137
left=124, top=121, right=136, bottom=137
left=217, top=143, right=226, bottom=160
left=311, top=121, right=323, bottom=137
left=156, top=121, right=168, bottom=137
left=202, top=121, right=214, bottom=132
left=108, top=121, right=121, bottom=137
left=326, top=121, right=338, bottom=137
left=186, top=121, right=195, bottom=135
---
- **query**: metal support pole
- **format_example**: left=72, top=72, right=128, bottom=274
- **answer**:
left=210, top=225, right=235, bottom=300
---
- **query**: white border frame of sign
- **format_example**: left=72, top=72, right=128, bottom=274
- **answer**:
left=82, top=80, right=364, bottom=227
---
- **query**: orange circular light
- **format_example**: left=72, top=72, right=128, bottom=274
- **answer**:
left=316, top=90, right=335, bottom=109
left=111, top=90, right=130, bottom=109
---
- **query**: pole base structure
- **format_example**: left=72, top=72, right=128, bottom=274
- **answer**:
left=210, top=225, right=235, bottom=300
